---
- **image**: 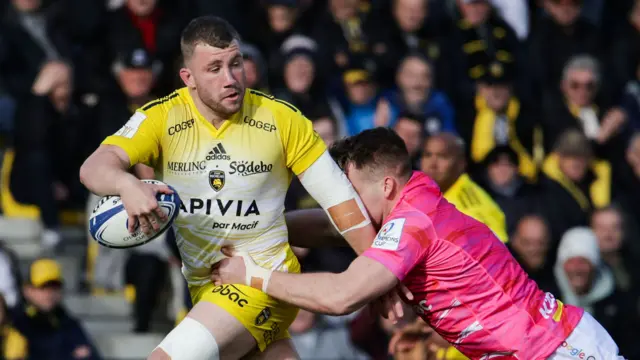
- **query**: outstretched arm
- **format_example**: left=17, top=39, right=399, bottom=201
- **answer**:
left=213, top=252, right=400, bottom=316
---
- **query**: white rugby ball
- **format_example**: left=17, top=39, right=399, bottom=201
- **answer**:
left=89, top=179, right=181, bottom=249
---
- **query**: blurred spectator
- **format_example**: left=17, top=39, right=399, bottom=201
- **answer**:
left=609, top=0, right=640, bottom=95
left=591, top=206, right=640, bottom=293
left=542, top=55, right=627, bottom=159
left=367, top=0, right=452, bottom=89
left=617, top=132, right=640, bottom=229
left=0, top=242, right=21, bottom=308
left=508, top=215, right=559, bottom=294
left=621, top=58, right=640, bottom=132
left=448, top=0, right=520, bottom=101
left=240, top=42, right=269, bottom=93
left=528, top=0, right=602, bottom=100
left=375, top=54, right=455, bottom=134
left=477, top=146, right=539, bottom=235
left=0, top=293, right=27, bottom=360
left=259, top=0, right=301, bottom=87
left=1, top=0, right=79, bottom=250
left=340, top=65, right=379, bottom=136
left=554, top=227, right=640, bottom=358
left=290, top=309, right=368, bottom=359
left=273, top=35, right=339, bottom=118
left=540, top=129, right=611, bottom=245
left=420, top=133, right=508, bottom=242
left=312, top=0, right=371, bottom=77
left=12, top=259, right=101, bottom=360
left=106, top=0, right=186, bottom=95
left=462, top=61, right=539, bottom=181
left=393, top=113, right=425, bottom=169
left=489, top=0, right=529, bottom=40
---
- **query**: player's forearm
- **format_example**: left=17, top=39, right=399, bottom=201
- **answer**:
left=267, top=271, right=363, bottom=316
left=342, top=225, right=377, bottom=255
left=79, top=148, right=137, bottom=196
left=285, top=209, right=348, bottom=248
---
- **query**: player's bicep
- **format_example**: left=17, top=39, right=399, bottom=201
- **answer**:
left=101, top=110, right=162, bottom=167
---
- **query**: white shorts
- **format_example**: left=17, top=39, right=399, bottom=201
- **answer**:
left=548, top=312, right=626, bottom=360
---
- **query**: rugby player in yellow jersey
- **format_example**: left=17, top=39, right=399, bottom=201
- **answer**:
left=79, top=16, right=405, bottom=360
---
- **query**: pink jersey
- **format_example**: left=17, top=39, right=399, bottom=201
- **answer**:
left=363, top=172, right=583, bottom=359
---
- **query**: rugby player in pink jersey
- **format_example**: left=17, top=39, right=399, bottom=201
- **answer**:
left=212, top=128, right=625, bottom=359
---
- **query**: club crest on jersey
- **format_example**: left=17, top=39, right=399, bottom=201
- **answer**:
left=209, top=170, right=225, bottom=191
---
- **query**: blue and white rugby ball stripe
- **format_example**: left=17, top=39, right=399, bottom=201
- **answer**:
left=89, top=180, right=181, bottom=249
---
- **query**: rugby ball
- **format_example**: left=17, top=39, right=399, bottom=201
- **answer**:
left=89, top=179, right=181, bottom=249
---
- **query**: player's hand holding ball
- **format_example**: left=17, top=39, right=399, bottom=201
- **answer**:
left=89, top=179, right=181, bottom=249
left=118, top=177, right=174, bottom=234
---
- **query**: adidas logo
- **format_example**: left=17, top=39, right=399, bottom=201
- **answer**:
left=206, top=143, right=231, bottom=161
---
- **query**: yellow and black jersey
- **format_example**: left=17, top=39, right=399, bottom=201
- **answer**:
left=103, top=88, right=326, bottom=285
left=444, top=174, right=508, bottom=243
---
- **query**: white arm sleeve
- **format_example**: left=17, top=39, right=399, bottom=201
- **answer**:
left=298, top=151, right=371, bottom=235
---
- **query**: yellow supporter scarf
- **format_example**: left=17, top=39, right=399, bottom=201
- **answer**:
left=541, top=153, right=611, bottom=210
left=471, top=96, right=537, bottom=181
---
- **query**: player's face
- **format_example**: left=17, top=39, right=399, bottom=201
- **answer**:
left=184, top=43, right=246, bottom=118
left=420, top=138, right=461, bottom=189
left=345, top=163, right=385, bottom=227
left=563, top=257, right=594, bottom=295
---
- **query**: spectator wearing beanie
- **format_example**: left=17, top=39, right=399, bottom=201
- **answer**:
left=554, top=227, right=640, bottom=358
left=240, top=42, right=269, bottom=93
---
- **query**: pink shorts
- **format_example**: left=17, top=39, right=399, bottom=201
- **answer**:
left=548, top=312, right=625, bottom=360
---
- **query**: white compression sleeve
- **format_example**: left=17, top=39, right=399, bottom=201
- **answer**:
left=299, top=151, right=371, bottom=235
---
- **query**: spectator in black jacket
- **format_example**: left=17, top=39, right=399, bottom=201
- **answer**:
left=477, top=146, right=539, bottom=235
left=591, top=206, right=640, bottom=294
left=12, top=259, right=101, bottom=360
left=528, top=0, right=603, bottom=102
left=508, top=215, right=559, bottom=295
left=0, top=0, right=76, bottom=250
left=554, top=227, right=640, bottom=358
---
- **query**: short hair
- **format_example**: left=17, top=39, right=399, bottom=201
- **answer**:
left=180, top=16, right=241, bottom=61
left=562, top=54, right=600, bottom=85
left=554, top=129, right=593, bottom=158
left=329, top=127, right=412, bottom=180
left=396, top=112, right=425, bottom=127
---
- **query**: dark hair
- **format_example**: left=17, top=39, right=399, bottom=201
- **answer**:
left=396, top=112, right=425, bottom=127
left=180, top=16, right=241, bottom=60
left=330, top=127, right=412, bottom=179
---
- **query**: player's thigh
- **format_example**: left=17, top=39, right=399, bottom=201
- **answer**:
left=245, top=339, right=300, bottom=360
left=150, top=300, right=256, bottom=360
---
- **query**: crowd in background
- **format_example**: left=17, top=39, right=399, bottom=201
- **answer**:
left=1, top=0, right=640, bottom=359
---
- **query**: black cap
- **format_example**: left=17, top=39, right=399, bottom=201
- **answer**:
left=120, top=48, right=154, bottom=69
left=481, top=61, right=514, bottom=85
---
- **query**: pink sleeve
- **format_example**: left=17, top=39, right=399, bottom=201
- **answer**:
left=363, top=217, right=426, bottom=281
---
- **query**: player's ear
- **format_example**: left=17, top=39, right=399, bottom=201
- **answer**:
left=382, top=176, right=395, bottom=199
left=179, top=67, right=195, bottom=88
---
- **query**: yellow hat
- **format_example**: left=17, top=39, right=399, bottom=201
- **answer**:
left=343, top=69, right=370, bottom=85
left=29, top=259, right=63, bottom=287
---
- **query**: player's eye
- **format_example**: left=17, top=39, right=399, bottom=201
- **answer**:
left=210, top=67, right=220, bottom=73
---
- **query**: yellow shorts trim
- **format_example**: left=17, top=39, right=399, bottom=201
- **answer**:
left=190, top=282, right=299, bottom=352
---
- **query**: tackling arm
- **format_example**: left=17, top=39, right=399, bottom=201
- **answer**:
left=267, top=256, right=398, bottom=315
